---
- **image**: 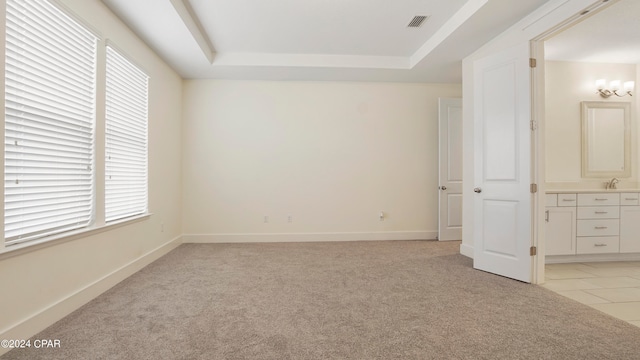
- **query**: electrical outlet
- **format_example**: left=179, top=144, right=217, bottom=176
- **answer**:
left=288, top=215, right=292, bottom=223
left=161, top=223, right=164, bottom=232
left=264, top=215, right=269, bottom=223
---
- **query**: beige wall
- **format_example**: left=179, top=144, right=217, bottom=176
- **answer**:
left=182, top=80, right=461, bottom=242
left=545, top=60, right=639, bottom=188
left=0, top=0, right=183, bottom=347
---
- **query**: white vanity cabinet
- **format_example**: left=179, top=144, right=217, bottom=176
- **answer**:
left=576, top=193, right=620, bottom=254
left=545, top=194, right=577, bottom=256
left=620, top=193, right=640, bottom=253
left=546, top=191, right=640, bottom=260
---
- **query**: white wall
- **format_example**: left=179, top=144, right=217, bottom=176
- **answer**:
left=545, top=61, right=638, bottom=188
left=182, top=80, right=461, bottom=242
left=0, top=0, right=183, bottom=351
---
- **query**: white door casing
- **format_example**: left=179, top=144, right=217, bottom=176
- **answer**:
left=473, top=42, right=533, bottom=283
left=438, top=98, right=463, bottom=241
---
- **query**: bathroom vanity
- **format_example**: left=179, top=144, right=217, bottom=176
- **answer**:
left=543, top=99, right=639, bottom=263
left=545, top=190, right=640, bottom=263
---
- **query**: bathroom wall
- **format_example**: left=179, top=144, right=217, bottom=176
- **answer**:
left=545, top=60, right=639, bottom=189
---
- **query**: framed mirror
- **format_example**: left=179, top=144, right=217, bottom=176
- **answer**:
left=581, top=101, right=631, bottom=178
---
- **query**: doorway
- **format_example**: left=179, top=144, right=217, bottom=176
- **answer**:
left=535, top=0, right=640, bottom=279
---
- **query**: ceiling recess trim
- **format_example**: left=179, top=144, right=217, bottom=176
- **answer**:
left=409, top=0, right=488, bottom=67
left=169, top=0, right=216, bottom=63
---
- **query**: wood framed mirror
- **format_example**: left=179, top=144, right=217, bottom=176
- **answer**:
left=581, top=101, right=631, bottom=178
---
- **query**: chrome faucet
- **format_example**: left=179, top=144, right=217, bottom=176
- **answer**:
left=606, top=177, right=619, bottom=190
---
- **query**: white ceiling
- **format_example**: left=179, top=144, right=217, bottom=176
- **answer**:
left=545, top=0, right=640, bottom=64
left=101, top=0, right=551, bottom=82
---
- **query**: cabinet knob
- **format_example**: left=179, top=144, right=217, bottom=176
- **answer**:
left=474, top=187, right=482, bottom=193
left=439, top=186, right=447, bottom=190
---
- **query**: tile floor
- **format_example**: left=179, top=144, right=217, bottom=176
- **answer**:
left=542, top=261, right=640, bottom=327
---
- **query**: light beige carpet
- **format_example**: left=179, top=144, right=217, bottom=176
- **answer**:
left=3, top=240, right=640, bottom=359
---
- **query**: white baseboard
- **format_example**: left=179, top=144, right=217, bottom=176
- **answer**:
left=0, top=236, right=182, bottom=356
left=182, top=231, right=436, bottom=243
left=460, top=242, right=474, bottom=258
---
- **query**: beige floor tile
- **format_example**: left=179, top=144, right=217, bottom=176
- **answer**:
left=556, top=290, right=610, bottom=305
left=579, top=267, right=640, bottom=277
left=585, top=288, right=640, bottom=303
left=582, top=261, right=640, bottom=269
left=628, top=320, right=640, bottom=328
left=545, top=269, right=597, bottom=280
left=590, top=302, right=640, bottom=321
left=540, top=279, right=603, bottom=291
left=545, top=263, right=596, bottom=271
left=582, top=277, right=640, bottom=289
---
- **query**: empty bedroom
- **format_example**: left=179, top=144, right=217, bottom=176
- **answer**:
left=1, top=0, right=639, bottom=359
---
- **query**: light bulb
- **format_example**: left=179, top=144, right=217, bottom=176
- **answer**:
left=610, top=80, right=621, bottom=91
left=595, top=79, right=606, bottom=90
left=624, top=81, right=635, bottom=92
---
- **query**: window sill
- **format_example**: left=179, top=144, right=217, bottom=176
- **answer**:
left=0, top=213, right=152, bottom=260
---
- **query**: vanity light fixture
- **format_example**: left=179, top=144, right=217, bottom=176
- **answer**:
left=596, top=79, right=634, bottom=98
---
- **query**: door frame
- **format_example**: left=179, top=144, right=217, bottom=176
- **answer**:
left=462, top=0, right=617, bottom=284
left=530, top=0, right=617, bottom=282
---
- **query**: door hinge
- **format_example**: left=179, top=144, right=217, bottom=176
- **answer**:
left=529, top=58, right=537, bottom=68
left=530, top=246, right=537, bottom=256
left=530, top=120, right=537, bottom=130
left=530, top=183, right=538, bottom=193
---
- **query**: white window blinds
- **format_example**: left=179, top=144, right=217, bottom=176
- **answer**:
left=5, top=0, right=97, bottom=244
left=105, top=46, right=149, bottom=222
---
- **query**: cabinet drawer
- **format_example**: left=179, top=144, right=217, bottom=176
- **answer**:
left=545, top=194, right=558, bottom=207
left=577, top=236, right=619, bottom=254
left=577, top=206, right=619, bottom=220
left=577, top=219, right=619, bottom=236
left=621, top=193, right=640, bottom=206
left=578, top=193, right=620, bottom=206
left=557, top=194, right=577, bottom=206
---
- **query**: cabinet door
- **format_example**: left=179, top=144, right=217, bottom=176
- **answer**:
left=620, top=206, right=640, bottom=253
left=546, top=207, right=577, bottom=256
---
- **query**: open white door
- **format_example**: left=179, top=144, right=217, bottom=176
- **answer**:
left=473, top=42, right=532, bottom=283
left=438, top=98, right=463, bottom=241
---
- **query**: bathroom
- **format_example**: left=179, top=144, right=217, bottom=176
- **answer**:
left=544, top=0, right=640, bottom=261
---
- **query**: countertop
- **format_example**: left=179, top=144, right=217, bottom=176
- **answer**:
left=546, top=189, right=640, bottom=194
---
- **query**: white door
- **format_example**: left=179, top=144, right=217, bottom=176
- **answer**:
left=438, top=98, right=463, bottom=241
left=473, top=42, right=533, bottom=283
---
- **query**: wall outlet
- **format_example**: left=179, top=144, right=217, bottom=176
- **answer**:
left=264, top=215, right=269, bottom=223
left=287, top=215, right=292, bottom=223
left=161, top=223, right=164, bottom=232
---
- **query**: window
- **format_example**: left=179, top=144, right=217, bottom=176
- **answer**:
left=4, top=0, right=97, bottom=244
left=104, top=46, right=149, bottom=222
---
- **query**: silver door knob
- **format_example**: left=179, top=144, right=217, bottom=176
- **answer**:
left=474, top=187, right=482, bottom=193
left=439, top=186, right=447, bottom=190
